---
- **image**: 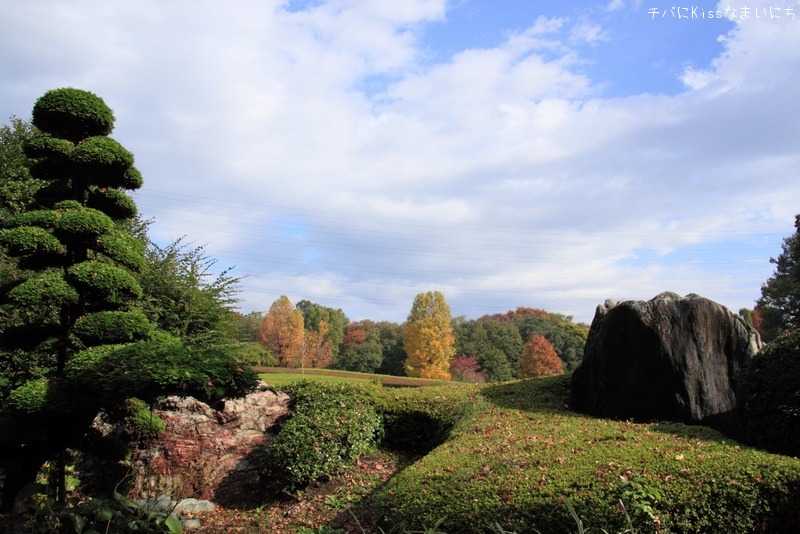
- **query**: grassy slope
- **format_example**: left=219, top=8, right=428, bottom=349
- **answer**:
left=373, top=376, right=800, bottom=533
left=256, top=367, right=455, bottom=388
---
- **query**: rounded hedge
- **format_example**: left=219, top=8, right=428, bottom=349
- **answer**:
left=7, top=272, right=79, bottom=308
left=67, top=260, right=142, bottom=305
left=94, top=230, right=146, bottom=271
left=32, top=88, right=115, bottom=142
left=739, top=329, right=800, bottom=457
left=24, top=134, right=74, bottom=160
left=120, top=166, right=143, bottom=190
left=53, top=207, right=115, bottom=242
left=0, top=226, right=65, bottom=258
left=260, top=381, right=384, bottom=491
left=5, top=377, right=50, bottom=414
left=72, top=309, right=151, bottom=345
left=3, top=209, right=58, bottom=229
left=68, top=339, right=258, bottom=405
left=71, top=136, right=134, bottom=187
left=87, top=188, right=138, bottom=221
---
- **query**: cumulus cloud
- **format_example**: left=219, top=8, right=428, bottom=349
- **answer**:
left=1, top=0, right=798, bottom=323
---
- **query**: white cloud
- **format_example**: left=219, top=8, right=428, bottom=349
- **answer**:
left=1, top=0, right=798, bottom=323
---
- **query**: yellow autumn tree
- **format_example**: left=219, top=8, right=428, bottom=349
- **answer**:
left=259, top=296, right=304, bottom=367
left=519, top=334, right=564, bottom=378
left=403, top=291, right=456, bottom=380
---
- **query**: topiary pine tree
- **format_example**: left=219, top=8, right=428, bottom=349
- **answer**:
left=0, top=88, right=150, bottom=507
left=0, top=89, right=257, bottom=509
left=1, top=88, right=149, bottom=375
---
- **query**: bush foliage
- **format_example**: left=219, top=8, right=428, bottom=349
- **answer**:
left=260, top=381, right=384, bottom=491
left=66, top=339, right=259, bottom=406
left=740, top=329, right=800, bottom=457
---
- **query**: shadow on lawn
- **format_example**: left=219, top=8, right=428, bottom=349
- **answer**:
left=480, top=374, right=573, bottom=413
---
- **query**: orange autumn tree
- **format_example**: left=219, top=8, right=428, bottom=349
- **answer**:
left=259, top=295, right=304, bottom=367
left=300, top=319, right=333, bottom=368
left=520, top=334, right=564, bottom=378
left=403, top=291, right=456, bottom=380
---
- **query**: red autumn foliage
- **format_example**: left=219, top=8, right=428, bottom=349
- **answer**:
left=519, top=334, right=564, bottom=378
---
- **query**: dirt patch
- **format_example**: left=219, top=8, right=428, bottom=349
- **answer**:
left=200, top=450, right=415, bottom=533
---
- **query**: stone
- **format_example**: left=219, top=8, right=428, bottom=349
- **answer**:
left=570, top=292, right=761, bottom=427
left=112, top=381, right=290, bottom=503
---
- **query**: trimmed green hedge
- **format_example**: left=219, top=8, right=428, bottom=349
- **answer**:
left=66, top=339, right=259, bottom=405
left=87, top=188, right=138, bottom=221
left=32, top=87, right=115, bottom=142
left=94, top=231, right=146, bottom=272
left=67, top=260, right=142, bottom=305
left=0, top=226, right=65, bottom=258
left=72, top=310, right=151, bottom=345
left=7, top=272, right=79, bottom=308
left=71, top=136, right=134, bottom=187
left=53, top=207, right=115, bottom=242
left=261, top=381, right=384, bottom=491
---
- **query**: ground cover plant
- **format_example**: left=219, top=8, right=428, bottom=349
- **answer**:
left=373, top=375, right=800, bottom=533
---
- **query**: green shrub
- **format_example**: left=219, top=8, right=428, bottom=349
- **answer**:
left=67, top=339, right=258, bottom=405
left=121, top=166, right=143, bottom=190
left=7, top=272, right=79, bottom=308
left=72, top=309, right=151, bottom=345
left=0, top=226, right=66, bottom=258
left=71, top=136, right=134, bottom=187
left=53, top=207, right=115, bottom=242
left=67, top=260, right=142, bottom=305
left=122, top=397, right=166, bottom=438
left=739, top=329, right=800, bottom=457
left=87, top=188, right=139, bottom=221
left=23, top=133, right=74, bottom=160
left=5, top=377, right=50, bottom=414
left=261, top=381, right=384, bottom=491
left=32, top=87, right=115, bottom=142
left=3, top=209, right=58, bottom=229
left=95, top=230, right=146, bottom=271
left=229, top=342, right=278, bottom=366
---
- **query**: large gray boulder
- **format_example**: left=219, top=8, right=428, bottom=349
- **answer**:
left=570, top=292, right=761, bottom=426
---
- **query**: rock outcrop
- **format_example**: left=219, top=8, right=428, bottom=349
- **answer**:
left=570, top=292, right=761, bottom=426
left=122, top=382, right=290, bottom=504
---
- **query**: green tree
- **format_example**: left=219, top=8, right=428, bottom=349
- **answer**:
left=0, top=88, right=148, bottom=506
left=454, top=319, right=522, bottom=382
left=375, top=321, right=406, bottom=376
left=756, top=214, right=800, bottom=342
left=403, top=291, right=456, bottom=380
left=0, top=89, right=256, bottom=509
left=335, top=320, right=384, bottom=373
left=137, top=235, right=241, bottom=347
left=0, top=117, right=40, bottom=221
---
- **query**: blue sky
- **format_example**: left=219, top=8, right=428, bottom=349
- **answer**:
left=1, top=0, right=799, bottom=324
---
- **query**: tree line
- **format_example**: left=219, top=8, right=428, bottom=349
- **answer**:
left=232, top=290, right=590, bottom=383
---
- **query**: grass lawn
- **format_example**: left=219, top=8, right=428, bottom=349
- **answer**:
left=255, top=366, right=459, bottom=388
